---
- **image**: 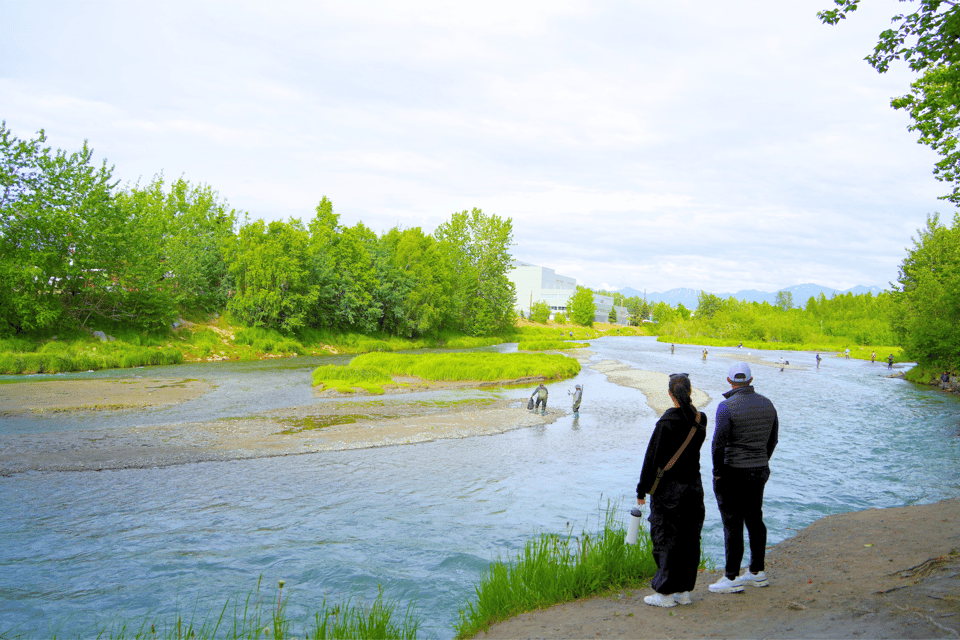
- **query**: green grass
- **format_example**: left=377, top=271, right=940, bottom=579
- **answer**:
left=349, top=352, right=581, bottom=382
left=517, top=340, right=589, bottom=351
left=0, top=341, right=184, bottom=374
left=442, top=336, right=506, bottom=349
left=234, top=327, right=304, bottom=354
left=903, top=362, right=954, bottom=385
left=41, top=581, right=419, bottom=639
left=310, top=364, right=395, bottom=394
left=454, top=503, right=679, bottom=639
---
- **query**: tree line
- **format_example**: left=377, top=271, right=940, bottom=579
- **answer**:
left=0, top=123, right=516, bottom=339
left=818, top=0, right=960, bottom=374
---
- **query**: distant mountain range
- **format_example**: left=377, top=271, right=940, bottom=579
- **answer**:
left=614, top=284, right=886, bottom=309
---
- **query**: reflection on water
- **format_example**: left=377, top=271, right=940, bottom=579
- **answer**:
left=0, top=337, right=958, bottom=638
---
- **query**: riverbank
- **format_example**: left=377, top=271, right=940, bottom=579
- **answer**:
left=472, top=498, right=960, bottom=639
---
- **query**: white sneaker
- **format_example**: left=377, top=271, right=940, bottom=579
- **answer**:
left=742, top=569, right=769, bottom=587
left=643, top=592, right=677, bottom=607
left=709, top=575, right=745, bottom=593
left=675, top=591, right=693, bottom=605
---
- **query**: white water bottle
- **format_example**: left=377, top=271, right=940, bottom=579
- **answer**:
left=625, top=507, right=643, bottom=545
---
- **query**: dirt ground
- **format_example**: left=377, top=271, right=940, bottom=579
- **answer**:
left=472, top=499, right=960, bottom=640
left=0, top=377, right=563, bottom=475
left=0, top=377, right=215, bottom=413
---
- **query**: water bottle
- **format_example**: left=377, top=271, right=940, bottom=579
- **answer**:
left=625, top=506, right=643, bottom=545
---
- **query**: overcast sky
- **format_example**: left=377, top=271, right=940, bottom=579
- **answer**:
left=1, top=0, right=947, bottom=294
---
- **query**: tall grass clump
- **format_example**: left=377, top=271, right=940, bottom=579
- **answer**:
left=454, top=504, right=660, bottom=639
left=442, top=336, right=506, bottom=349
left=234, top=327, right=303, bottom=354
left=0, top=341, right=182, bottom=374
left=350, top=352, right=581, bottom=382
left=311, top=364, right=394, bottom=394
left=49, top=580, right=420, bottom=639
left=311, top=587, right=420, bottom=640
left=518, top=341, right=589, bottom=351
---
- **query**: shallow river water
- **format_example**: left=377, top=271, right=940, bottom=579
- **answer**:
left=1, top=337, right=958, bottom=638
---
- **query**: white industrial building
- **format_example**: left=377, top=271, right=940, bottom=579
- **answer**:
left=507, top=260, right=625, bottom=324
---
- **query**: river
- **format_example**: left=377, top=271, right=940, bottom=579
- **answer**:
left=1, top=337, right=958, bottom=638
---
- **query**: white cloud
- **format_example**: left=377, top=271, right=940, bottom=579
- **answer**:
left=0, top=0, right=946, bottom=294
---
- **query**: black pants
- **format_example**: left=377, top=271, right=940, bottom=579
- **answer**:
left=648, top=478, right=705, bottom=594
left=714, top=466, right=770, bottom=579
left=535, top=397, right=547, bottom=410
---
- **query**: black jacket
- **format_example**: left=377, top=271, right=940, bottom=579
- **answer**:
left=637, top=407, right=707, bottom=499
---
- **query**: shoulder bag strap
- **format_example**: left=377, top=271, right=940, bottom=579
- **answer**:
left=647, top=415, right=701, bottom=496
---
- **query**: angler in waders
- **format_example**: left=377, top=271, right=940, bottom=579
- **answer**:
left=531, top=383, right=548, bottom=415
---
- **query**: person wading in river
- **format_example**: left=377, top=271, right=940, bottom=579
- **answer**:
left=530, top=383, right=548, bottom=415
left=709, top=362, right=779, bottom=594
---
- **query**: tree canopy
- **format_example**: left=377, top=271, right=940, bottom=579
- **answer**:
left=819, top=0, right=960, bottom=203
left=568, top=286, right=596, bottom=327
left=0, top=123, right=518, bottom=340
left=891, top=212, right=960, bottom=366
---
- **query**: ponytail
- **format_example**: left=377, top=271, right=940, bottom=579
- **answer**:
left=668, top=374, right=698, bottom=425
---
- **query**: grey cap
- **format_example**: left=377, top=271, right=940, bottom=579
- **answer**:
left=728, top=362, right=752, bottom=383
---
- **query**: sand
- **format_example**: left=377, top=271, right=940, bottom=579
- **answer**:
left=0, top=377, right=215, bottom=414
left=589, top=360, right=710, bottom=414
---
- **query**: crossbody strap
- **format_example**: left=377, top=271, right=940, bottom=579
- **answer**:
left=647, top=415, right=700, bottom=497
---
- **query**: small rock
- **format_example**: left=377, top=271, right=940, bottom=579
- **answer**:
left=788, top=601, right=807, bottom=611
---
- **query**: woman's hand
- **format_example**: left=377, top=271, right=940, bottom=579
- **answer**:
left=637, top=497, right=645, bottom=506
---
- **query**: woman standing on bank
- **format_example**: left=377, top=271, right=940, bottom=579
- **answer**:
left=636, top=373, right=707, bottom=607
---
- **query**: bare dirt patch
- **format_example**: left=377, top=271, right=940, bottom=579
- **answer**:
left=0, top=394, right=562, bottom=475
left=0, top=377, right=215, bottom=414
left=472, top=499, right=960, bottom=640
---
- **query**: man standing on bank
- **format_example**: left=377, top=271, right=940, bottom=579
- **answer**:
left=709, top=362, right=779, bottom=594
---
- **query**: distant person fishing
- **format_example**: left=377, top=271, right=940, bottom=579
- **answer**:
left=530, top=383, right=549, bottom=415
left=569, top=384, right=582, bottom=418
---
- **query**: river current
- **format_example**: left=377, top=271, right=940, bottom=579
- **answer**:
left=1, top=337, right=958, bottom=638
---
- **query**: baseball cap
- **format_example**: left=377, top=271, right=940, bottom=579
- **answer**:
left=728, top=362, right=752, bottom=383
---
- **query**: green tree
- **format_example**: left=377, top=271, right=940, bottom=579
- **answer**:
left=116, top=176, right=236, bottom=313
left=892, top=212, right=960, bottom=366
left=568, top=286, right=596, bottom=327
left=378, top=226, right=451, bottom=337
left=433, top=208, right=516, bottom=335
left=608, top=304, right=618, bottom=323
left=775, top=290, right=794, bottom=311
left=530, top=300, right=551, bottom=324
left=676, top=303, right=691, bottom=320
left=0, top=123, right=173, bottom=333
left=695, top=291, right=723, bottom=320
left=819, top=0, right=960, bottom=203
left=628, top=298, right=643, bottom=325
left=225, top=218, right=316, bottom=332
